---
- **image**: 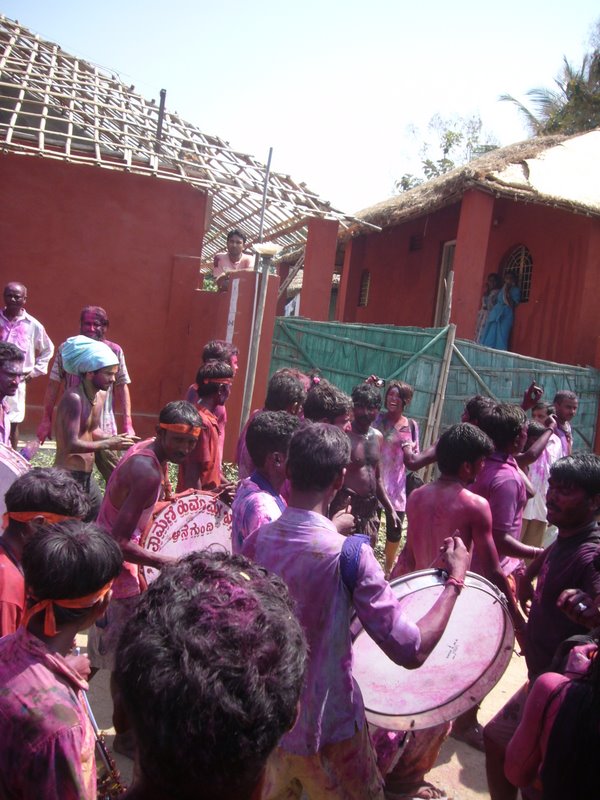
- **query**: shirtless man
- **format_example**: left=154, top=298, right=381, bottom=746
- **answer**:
left=37, top=305, right=135, bottom=481
left=54, top=336, right=136, bottom=520
left=88, top=399, right=201, bottom=757
left=389, top=423, right=527, bottom=760
left=329, top=382, right=398, bottom=546
left=212, top=228, right=254, bottom=291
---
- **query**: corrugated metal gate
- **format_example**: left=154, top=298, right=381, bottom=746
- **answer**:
left=270, top=319, right=600, bottom=452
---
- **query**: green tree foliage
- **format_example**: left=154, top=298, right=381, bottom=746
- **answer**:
left=394, top=115, right=498, bottom=193
left=501, top=19, right=600, bottom=136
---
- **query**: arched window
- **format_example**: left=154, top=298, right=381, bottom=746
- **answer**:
left=502, top=245, right=533, bottom=302
left=358, top=270, right=371, bottom=307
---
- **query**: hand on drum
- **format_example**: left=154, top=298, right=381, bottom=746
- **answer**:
left=557, top=588, right=600, bottom=629
left=216, top=481, right=238, bottom=507
left=439, top=534, right=469, bottom=581
left=105, top=434, right=141, bottom=451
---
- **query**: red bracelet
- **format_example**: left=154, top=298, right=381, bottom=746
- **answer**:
left=445, top=576, right=465, bottom=593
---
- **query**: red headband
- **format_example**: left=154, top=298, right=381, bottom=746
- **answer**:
left=21, top=580, right=114, bottom=636
left=3, top=511, right=73, bottom=528
left=159, top=422, right=201, bottom=436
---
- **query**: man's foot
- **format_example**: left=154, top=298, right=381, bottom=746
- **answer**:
left=450, top=721, right=485, bottom=752
left=113, top=730, right=136, bottom=760
left=384, top=779, right=450, bottom=799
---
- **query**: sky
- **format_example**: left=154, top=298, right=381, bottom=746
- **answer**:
left=2, top=0, right=599, bottom=212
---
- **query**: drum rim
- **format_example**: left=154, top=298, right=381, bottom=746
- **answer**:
left=352, top=568, right=515, bottom=731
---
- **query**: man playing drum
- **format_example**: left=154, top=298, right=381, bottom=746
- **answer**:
left=242, top=424, right=470, bottom=800
left=54, top=335, right=138, bottom=520
left=88, top=400, right=201, bottom=758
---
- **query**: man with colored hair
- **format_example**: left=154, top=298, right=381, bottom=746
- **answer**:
left=0, top=520, right=122, bottom=799
left=0, top=467, right=91, bottom=636
left=0, top=282, right=54, bottom=448
left=0, top=342, right=25, bottom=448
left=115, top=551, right=307, bottom=799
left=37, top=305, right=135, bottom=481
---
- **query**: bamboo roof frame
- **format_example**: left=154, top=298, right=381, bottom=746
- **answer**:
left=0, top=15, right=366, bottom=263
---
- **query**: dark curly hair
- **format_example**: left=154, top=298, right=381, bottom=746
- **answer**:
left=115, top=551, right=307, bottom=800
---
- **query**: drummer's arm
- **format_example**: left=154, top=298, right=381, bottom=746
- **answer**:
left=110, top=462, right=175, bottom=570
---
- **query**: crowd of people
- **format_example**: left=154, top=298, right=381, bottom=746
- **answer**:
left=0, top=270, right=599, bottom=800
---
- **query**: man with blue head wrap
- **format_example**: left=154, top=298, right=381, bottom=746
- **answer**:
left=54, top=336, right=138, bottom=520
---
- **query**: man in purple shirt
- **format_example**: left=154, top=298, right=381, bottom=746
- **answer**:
left=232, top=411, right=300, bottom=553
left=473, top=403, right=544, bottom=577
left=0, top=519, right=122, bottom=800
left=243, top=423, right=470, bottom=799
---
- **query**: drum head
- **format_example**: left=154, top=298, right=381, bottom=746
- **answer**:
left=0, top=443, right=29, bottom=517
left=352, top=569, right=514, bottom=731
left=139, top=490, right=232, bottom=585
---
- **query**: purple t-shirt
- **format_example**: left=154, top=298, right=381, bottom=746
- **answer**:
left=231, top=476, right=285, bottom=553
left=525, top=523, right=600, bottom=679
left=472, top=452, right=527, bottom=576
left=242, top=507, right=421, bottom=755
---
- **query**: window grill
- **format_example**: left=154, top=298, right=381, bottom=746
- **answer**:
left=503, top=245, right=533, bottom=302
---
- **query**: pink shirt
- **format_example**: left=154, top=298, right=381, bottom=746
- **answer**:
left=0, top=545, right=24, bottom=636
left=373, top=414, right=419, bottom=513
left=472, top=452, right=527, bottom=576
left=0, top=627, right=96, bottom=799
left=212, top=252, right=254, bottom=280
left=242, top=508, right=421, bottom=755
left=231, top=476, right=285, bottom=553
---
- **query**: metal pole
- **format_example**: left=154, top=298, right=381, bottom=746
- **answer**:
left=240, top=148, right=274, bottom=429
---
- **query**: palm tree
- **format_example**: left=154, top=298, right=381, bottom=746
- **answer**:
left=501, top=51, right=600, bottom=136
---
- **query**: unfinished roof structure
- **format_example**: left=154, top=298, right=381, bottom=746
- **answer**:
left=0, top=14, right=358, bottom=263
left=345, top=130, right=600, bottom=238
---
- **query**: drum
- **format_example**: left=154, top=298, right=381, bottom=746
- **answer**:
left=139, top=489, right=232, bottom=585
left=0, top=442, right=29, bottom=517
left=352, top=569, right=514, bottom=731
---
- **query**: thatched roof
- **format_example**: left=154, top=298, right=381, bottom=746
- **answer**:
left=344, top=130, right=600, bottom=239
left=0, top=15, right=361, bottom=263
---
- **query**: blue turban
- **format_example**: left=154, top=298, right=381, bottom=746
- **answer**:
left=62, top=335, right=118, bottom=375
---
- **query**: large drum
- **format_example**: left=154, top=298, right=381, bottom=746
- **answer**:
left=352, top=569, right=514, bottom=731
left=139, top=489, right=232, bottom=585
left=0, top=442, right=29, bottom=517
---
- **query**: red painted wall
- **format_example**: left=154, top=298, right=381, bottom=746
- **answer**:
left=0, top=152, right=207, bottom=435
left=300, top=218, right=338, bottom=321
left=338, top=205, right=460, bottom=326
left=483, top=198, right=599, bottom=366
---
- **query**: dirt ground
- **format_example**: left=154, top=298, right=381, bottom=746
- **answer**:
left=80, top=629, right=527, bottom=799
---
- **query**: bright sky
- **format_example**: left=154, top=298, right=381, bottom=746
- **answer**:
left=2, top=0, right=598, bottom=212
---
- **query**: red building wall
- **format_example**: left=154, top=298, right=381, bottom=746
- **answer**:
left=0, top=153, right=208, bottom=435
left=337, top=204, right=460, bottom=326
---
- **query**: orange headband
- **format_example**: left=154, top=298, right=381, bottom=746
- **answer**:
left=159, top=423, right=201, bottom=436
left=21, top=580, right=114, bottom=637
left=200, top=378, right=233, bottom=385
left=3, top=511, right=73, bottom=529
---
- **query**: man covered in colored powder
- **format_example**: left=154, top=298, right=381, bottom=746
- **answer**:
left=88, top=400, right=201, bottom=758
left=212, top=228, right=254, bottom=291
left=178, top=359, right=234, bottom=492
left=243, top=423, right=470, bottom=799
left=53, top=335, right=138, bottom=519
left=232, top=410, right=300, bottom=553
left=0, top=520, right=122, bottom=800
left=0, top=282, right=54, bottom=448
left=114, top=550, right=307, bottom=800
left=38, top=305, right=135, bottom=481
